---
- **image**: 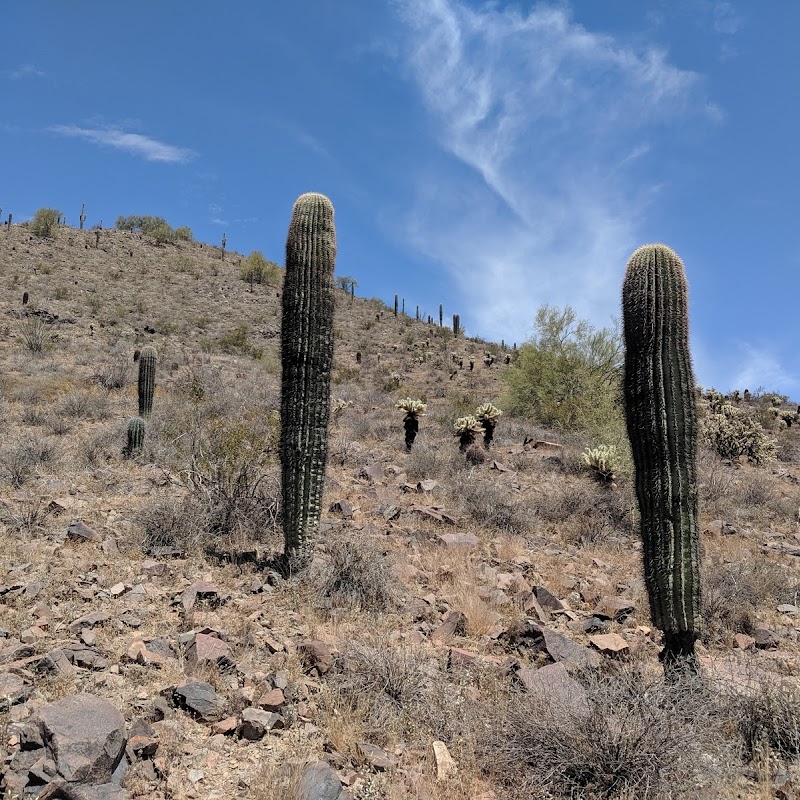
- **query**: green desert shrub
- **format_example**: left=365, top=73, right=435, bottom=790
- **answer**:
left=30, top=208, right=62, bottom=238
left=239, top=250, right=281, bottom=285
left=503, top=305, right=628, bottom=468
left=174, top=226, right=193, bottom=241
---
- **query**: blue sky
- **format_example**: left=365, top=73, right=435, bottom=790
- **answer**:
left=3, top=1, right=798, bottom=398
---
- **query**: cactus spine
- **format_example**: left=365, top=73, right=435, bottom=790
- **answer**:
left=280, top=193, right=336, bottom=569
left=137, top=346, right=157, bottom=417
left=125, top=416, right=145, bottom=456
left=622, top=243, right=700, bottom=669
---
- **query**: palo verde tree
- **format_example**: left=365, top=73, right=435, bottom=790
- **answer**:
left=503, top=305, right=625, bottom=452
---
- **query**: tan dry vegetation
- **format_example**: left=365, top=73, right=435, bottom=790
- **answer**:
left=1, top=222, right=800, bottom=799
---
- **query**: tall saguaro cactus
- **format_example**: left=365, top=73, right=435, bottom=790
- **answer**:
left=280, top=193, right=336, bottom=569
left=137, top=346, right=157, bottom=417
left=622, top=243, right=700, bottom=669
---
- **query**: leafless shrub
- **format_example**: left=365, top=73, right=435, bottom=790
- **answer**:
left=702, top=558, right=799, bottom=644
left=45, top=413, right=72, bottom=436
left=453, top=473, right=530, bottom=534
left=0, top=436, right=58, bottom=486
left=334, top=640, right=433, bottom=734
left=478, top=665, right=734, bottom=799
left=405, top=444, right=465, bottom=483
left=57, top=389, right=110, bottom=420
left=21, top=404, right=46, bottom=426
left=738, top=474, right=776, bottom=508
left=79, top=427, right=120, bottom=466
left=314, top=536, right=399, bottom=611
left=94, top=354, right=130, bottom=389
left=729, top=678, right=800, bottom=761
left=530, top=479, right=636, bottom=544
left=697, top=447, right=734, bottom=512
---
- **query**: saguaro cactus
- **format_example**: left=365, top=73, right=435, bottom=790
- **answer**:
left=137, top=346, right=157, bottom=417
left=280, top=192, right=336, bottom=569
left=622, top=243, right=700, bottom=669
left=125, top=416, right=145, bottom=456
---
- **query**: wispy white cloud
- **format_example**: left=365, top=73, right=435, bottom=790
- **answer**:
left=713, top=1, right=744, bottom=35
left=395, top=0, right=719, bottom=343
left=49, top=125, right=195, bottom=163
left=733, top=343, right=798, bottom=397
left=9, top=63, right=45, bottom=79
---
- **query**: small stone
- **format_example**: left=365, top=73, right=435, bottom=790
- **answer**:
left=534, top=586, right=565, bottom=612
left=357, top=741, right=398, bottom=771
left=108, top=582, right=126, bottom=597
left=753, top=627, right=780, bottom=649
left=80, top=628, right=97, bottom=646
left=431, top=740, right=457, bottom=780
left=734, top=633, right=756, bottom=650
left=589, top=632, right=629, bottom=655
left=437, top=532, right=479, bottom=549
left=297, top=760, right=345, bottom=800
left=141, top=559, right=168, bottom=577
left=210, top=717, right=238, bottom=735
left=257, top=687, right=285, bottom=711
left=185, top=632, right=235, bottom=670
left=431, top=610, right=466, bottom=644
left=174, top=681, right=227, bottom=722
left=67, top=519, right=102, bottom=541
left=298, top=640, right=335, bottom=675
left=239, top=707, right=280, bottom=740
left=592, top=596, right=636, bottom=622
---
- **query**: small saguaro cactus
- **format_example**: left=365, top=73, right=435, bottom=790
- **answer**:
left=453, top=314, right=460, bottom=336
left=280, top=192, right=336, bottom=570
left=396, top=397, right=426, bottom=450
left=454, top=415, right=483, bottom=452
left=137, top=346, right=157, bottom=417
left=622, top=243, right=700, bottom=671
left=124, top=416, right=146, bottom=456
left=79, top=203, right=86, bottom=230
left=475, top=403, right=502, bottom=449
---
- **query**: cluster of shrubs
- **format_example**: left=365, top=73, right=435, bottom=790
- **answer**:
left=115, top=215, right=192, bottom=243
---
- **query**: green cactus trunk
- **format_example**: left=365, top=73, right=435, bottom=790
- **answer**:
left=137, top=346, right=157, bottom=417
left=280, top=193, right=336, bottom=569
left=622, top=243, right=700, bottom=669
left=125, top=416, right=145, bottom=456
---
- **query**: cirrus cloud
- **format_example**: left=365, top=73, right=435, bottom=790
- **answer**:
left=49, top=125, right=196, bottom=163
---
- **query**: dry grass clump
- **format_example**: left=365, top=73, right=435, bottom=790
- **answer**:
left=450, top=472, right=529, bottom=535
left=405, top=444, right=465, bottom=483
left=727, top=677, right=800, bottom=762
left=327, top=639, right=438, bottom=746
left=0, top=434, right=59, bottom=486
left=702, top=556, right=799, bottom=644
left=314, top=535, right=400, bottom=612
left=529, top=478, right=636, bottom=545
left=477, top=664, right=735, bottom=799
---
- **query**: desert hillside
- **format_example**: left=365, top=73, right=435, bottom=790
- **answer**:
left=2, top=220, right=800, bottom=800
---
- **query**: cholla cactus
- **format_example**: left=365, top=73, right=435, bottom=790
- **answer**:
left=580, top=444, right=619, bottom=483
left=701, top=402, right=776, bottom=463
left=475, top=403, right=502, bottom=449
left=454, top=415, right=483, bottom=452
left=396, top=397, right=426, bottom=450
left=331, top=398, right=353, bottom=421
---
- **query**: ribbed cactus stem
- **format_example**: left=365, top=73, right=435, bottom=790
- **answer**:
left=622, top=243, right=700, bottom=669
left=280, top=193, right=336, bottom=569
left=137, top=346, right=157, bottom=417
left=125, top=416, right=145, bottom=456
